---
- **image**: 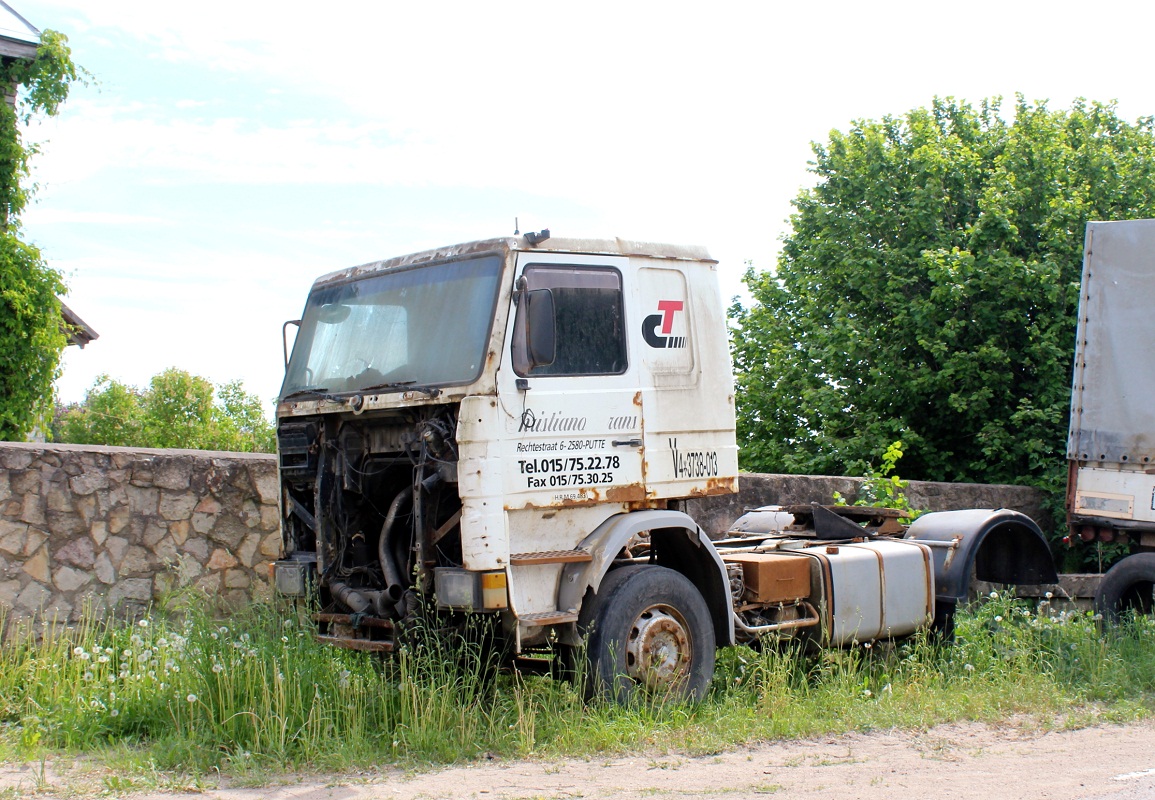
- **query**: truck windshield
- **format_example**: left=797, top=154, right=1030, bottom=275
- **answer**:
left=281, top=254, right=504, bottom=397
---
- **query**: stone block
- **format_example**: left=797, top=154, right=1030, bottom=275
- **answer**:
left=0, top=577, right=21, bottom=607
left=69, top=470, right=108, bottom=496
left=224, top=568, right=250, bottom=589
left=22, top=528, right=46, bottom=557
left=0, top=472, right=9, bottom=503
left=154, top=535, right=178, bottom=564
left=129, top=466, right=153, bottom=486
left=259, top=531, right=283, bottom=558
left=11, top=470, right=40, bottom=494
left=191, top=512, right=216, bottom=535
left=107, top=506, right=131, bottom=535
left=169, top=519, right=189, bottom=546
left=241, top=499, right=261, bottom=528
left=94, top=552, right=116, bottom=585
left=19, top=493, right=46, bottom=525
left=46, top=482, right=74, bottom=513
left=54, top=565, right=91, bottom=593
left=42, top=598, right=74, bottom=624
left=207, top=548, right=238, bottom=571
left=153, top=458, right=192, bottom=490
left=159, top=492, right=197, bottom=521
left=1, top=450, right=33, bottom=470
left=251, top=467, right=279, bottom=504
left=127, top=486, right=159, bottom=516
left=74, top=494, right=96, bottom=525
left=195, top=573, right=222, bottom=594
left=105, top=536, right=129, bottom=568
left=46, top=511, right=84, bottom=538
left=108, top=578, right=152, bottom=604
left=55, top=537, right=95, bottom=569
left=22, top=547, right=49, bottom=583
left=120, top=545, right=152, bottom=576
left=237, top=533, right=260, bottom=568
left=0, top=519, right=27, bottom=555
left=16, top=580, right=51, bottom=611
left=176, top=552, right=203, bottom=586
left=181, top=537, right=209, bottom=562
left=194, top=496, right=222, bottom=515
left=89, top=520, right=109, bottom=547
left=208, top=517, right=247, bottom=550
left=142, top=520, right=168, bottom=548
left=259, top=504, right=279, bottom=531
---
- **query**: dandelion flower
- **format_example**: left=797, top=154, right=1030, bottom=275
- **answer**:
left=187, top=694, right=198, bottom=703
left=138, top=619, right=149, bottom=628
left=73, top=646, right=85, bottom=656
left=964, top=663, right=975, bottom=672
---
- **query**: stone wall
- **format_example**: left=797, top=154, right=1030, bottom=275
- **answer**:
left=0, top=442, right=281, bottom=623
left=685, top=473, right=1050, bottom=537
left=0, top=442, right=1049, bottom=623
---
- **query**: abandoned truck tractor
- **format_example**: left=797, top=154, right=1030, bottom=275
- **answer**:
left=273, top=235, right=1056, bottom=701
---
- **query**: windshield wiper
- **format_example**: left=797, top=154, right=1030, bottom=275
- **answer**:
left=280, top=387, right=336, bottom=402
left=359, top=381, right=441, bottom=398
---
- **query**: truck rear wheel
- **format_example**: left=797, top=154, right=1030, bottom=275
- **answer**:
left=577, top=565, right=714, bottom=703
left=1095, top=553, right=1155, bottom=623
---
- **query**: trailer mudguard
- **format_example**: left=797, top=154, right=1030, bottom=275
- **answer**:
left=904, top=508, right=1058, bottom=604
left=557, top=510, right=735, bottom=647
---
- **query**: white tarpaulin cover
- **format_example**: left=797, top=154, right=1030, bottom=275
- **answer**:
left=1068, top=219, right=1155, bottom=464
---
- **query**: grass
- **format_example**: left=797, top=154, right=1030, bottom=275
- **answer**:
left=0, top=590, right=1153, bottom=790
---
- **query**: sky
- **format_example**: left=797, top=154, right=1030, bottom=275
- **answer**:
left=11, top=0, right=1155, bottom=411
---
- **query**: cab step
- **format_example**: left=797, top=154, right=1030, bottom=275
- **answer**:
left=518, top=609, right=580, bottom=626
left=509, top=549, right=593, bottom=566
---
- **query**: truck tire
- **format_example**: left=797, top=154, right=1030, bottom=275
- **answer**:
left=577, top=564, right=715, bottom=703
left=1095, top=553, right=1155, bottom=623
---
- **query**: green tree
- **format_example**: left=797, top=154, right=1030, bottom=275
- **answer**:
left=731, top=97, right=1155, bottom=501
left=55, top=368, right=275, bottom=453
left=0, top=30, right=83, bottom=439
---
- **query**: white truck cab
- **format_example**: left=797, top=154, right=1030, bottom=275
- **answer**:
left=275, top=232, right=1056, bottom=701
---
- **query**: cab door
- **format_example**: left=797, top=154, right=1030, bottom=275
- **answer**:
left=496, top=250, right=645, bottom=518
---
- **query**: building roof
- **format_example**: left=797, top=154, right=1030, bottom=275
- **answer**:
left=0, top=1, right=38, bottom=60
left=61, top=301, right=98, bottom=348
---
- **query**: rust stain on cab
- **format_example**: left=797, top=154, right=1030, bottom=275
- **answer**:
left=685, top=476, right=739, bottom=497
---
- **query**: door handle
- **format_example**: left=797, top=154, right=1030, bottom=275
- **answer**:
left=612, top=438, right=642, bottom=447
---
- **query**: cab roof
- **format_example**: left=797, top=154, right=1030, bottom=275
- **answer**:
left=310, top=236, right=716, bottom=289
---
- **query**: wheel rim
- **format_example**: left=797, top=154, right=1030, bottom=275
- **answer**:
left=624, top=604, right=693, bottom=691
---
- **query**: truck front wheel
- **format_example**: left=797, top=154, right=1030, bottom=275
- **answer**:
left=1095, top=553, right=1155, bottom=622
left=577, top=565, right=715, bottom=703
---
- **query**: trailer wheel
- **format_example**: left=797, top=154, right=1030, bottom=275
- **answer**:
left=1095, top=553, right=1155, bottom=623
left=577, top=565, right=714, bottom=703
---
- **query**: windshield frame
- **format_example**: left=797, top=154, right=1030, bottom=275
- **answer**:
left=280, top=250, right=507, bottom=400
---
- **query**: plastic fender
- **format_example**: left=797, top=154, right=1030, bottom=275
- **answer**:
left=904, top=508, right=1058, bottom=603
left=558, top=509, right=735, bottom=647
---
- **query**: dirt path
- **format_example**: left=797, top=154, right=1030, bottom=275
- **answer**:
left=6, top=721, right=1155, bottom=799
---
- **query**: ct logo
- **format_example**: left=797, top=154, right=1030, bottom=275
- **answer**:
left=642, top=300, right=687, bottom=349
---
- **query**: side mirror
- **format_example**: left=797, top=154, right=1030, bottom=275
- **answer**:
left=524, top=288, right=556, bottom=369
left=282, top=319, right=301, bottom=370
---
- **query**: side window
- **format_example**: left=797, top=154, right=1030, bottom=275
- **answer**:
left=513, top=265, right=627, bottom=376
